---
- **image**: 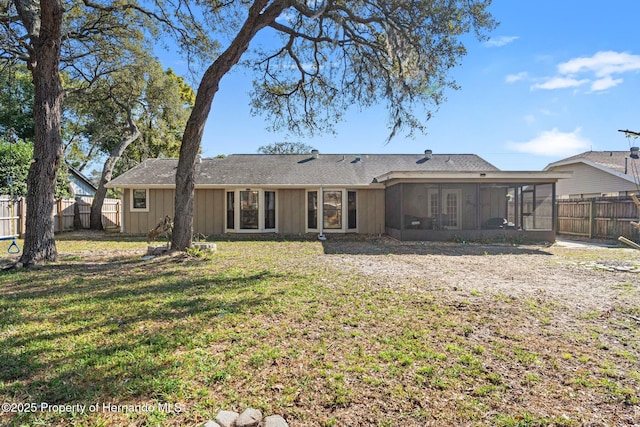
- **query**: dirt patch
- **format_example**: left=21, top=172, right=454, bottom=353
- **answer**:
left=320, top=238, right=640, bottom=313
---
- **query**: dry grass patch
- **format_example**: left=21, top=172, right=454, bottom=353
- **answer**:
left=0, top=234, right=639, bottom=426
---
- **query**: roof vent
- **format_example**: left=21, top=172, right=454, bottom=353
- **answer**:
left=631, top=147, right=639, bottom=159
left=311, top=149, right=319, bottom=159
left=424, top=149, right=432, bottom=160
left=354, top=155, right=362, bottom=163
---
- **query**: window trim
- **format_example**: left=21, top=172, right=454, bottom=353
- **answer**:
left=130, top=188, right=149, bottom=212
left=306, top=188, right=358, bottom=233
left=224, top=188, right=278, bottom=233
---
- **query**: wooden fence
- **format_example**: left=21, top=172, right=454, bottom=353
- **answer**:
left=557, top=196, right=639, bottom=240
left=0, top=196, right=120, bottom=238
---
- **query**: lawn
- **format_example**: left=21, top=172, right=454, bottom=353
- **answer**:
left=0, top=233, right=639, bottom=426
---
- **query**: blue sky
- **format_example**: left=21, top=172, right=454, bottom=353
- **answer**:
left=161, top=1, right=640, bottom=171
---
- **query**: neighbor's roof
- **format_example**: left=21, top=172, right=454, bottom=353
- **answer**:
left=544, top=150, right=637, bottom=183
left=545, top=151, right=634, bottom=174
left=106, top=153, right=500, bottom=188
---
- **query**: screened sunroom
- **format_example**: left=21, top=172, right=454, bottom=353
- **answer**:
left=378, top=171, right=568, bottom=242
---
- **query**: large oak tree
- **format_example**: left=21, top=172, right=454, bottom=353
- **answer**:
left=1, top=0, right=201, bottom=265
left=171, top=0, right=496, bottom=250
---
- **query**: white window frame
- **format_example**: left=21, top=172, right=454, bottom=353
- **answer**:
left=306, top=188, right=358, bottom=233
left=224, top=189, right=278, bottom=233
left=130, top=188, right=149, bottom=212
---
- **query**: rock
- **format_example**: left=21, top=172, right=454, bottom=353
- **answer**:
left=236, top=408, right=263, bottom=427
left=192, top=242, right=217, bottom=252
left=215, top=410, right=239, bottom=427
left=147, top=245, right=170, bottom=256
left=263, top=415, right=288, bottom=427
left=203, top=421, right=222, bottom=427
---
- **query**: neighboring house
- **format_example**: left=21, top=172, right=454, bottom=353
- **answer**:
left=544, top=151, right=640, bottom=199
left=68, top=166, right=98, bottom=197
left=106, top=151, right=569, bottom=242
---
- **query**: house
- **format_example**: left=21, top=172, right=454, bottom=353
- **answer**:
left=68, top=165, right=98, bottom=197
left=106, top=151, right=569, bottom=242
left=544, top=151, right=640, bottom=199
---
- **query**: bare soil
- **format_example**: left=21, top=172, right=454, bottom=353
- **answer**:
left=321, top=237, right=640, bottom=315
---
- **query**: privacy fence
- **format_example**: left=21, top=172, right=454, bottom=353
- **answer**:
left=0, top=196, right=120, bottom=238
left=556, top=196, right=639, bottom=240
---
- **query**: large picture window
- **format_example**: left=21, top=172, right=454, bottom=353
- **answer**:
left=240, top=190, right=259, bottom=229
left=323, top=191, right=343, bottom=229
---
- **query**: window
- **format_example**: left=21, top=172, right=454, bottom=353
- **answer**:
left=226, top=189, right=277, bottom=232
left=240, top=190, right=259, bottom=229
left=226, top=192, right=234, bottom=229
left=323, top=191, right=342, bottom=229
left=131, top=189, right=148, bottom=211
left=265, top=191, right=276, bottom=229
left=307, top=189, right=357, bottom=232
left=348, top=191, right=357, bottom=229
left=307, top=191, right=318, bottom=229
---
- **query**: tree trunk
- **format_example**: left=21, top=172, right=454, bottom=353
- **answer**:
left=19, top=0, right=65, bottom=266
left=171, top=0, right=287, bottom=251
left=90, top=109, right=140, bottom=230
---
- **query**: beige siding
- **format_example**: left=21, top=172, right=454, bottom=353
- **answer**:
left=357, top=189, right=385, bottom=235
left=194, top=189, right=224, bottom=235
left=553, top=163, right=638, bottom=198
left=278, top=189, right=305, bottom=234
left=123, top=189, right=175, bottom=235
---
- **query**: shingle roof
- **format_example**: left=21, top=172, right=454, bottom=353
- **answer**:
left=107, top=153, right=500, bottom=188
left=546, top=151, right=632, bottom=174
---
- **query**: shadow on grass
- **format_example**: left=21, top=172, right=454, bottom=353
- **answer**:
left=0, top=256, right=289, bottom=424
left=321, top=239, right=554, bottom=256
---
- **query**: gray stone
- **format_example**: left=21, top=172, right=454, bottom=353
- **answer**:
left=203, top=421, right=222, bottom=427
left=236, top=408, right=263, bottom=427
left=215, top=410, right=239, bottom=427
left=263, top=415, right=288, bottom=427
left=192, top=242, right=217, bottom=252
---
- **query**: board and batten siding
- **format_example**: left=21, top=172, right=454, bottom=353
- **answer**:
left=553, top=163, right=638, bottom=198
left=122, top=187, right=385, bottom=236
left=194, top=189, right=225, bottom=235
left=357, top=188, right=385, bottom=235
left=123, top=188, right=175, bottom=235
left=278, top=189, right=306, bottom=234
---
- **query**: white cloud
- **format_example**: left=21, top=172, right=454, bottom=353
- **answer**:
left=533, top=50, right=640, bottom=92
left=506, top=128, right=590, bottom=157
left=590, top=75, right=623, bottom=91
left=506, top=72, right=527, bottom=83
left=531, top=77, right=589, bottom=90
left=484, top=36, right=519, bottom=48
left=558, top=51, right=640, bottom=77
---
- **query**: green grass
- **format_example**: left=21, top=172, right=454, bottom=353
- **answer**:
left=0, top=234, right=638, bottom=426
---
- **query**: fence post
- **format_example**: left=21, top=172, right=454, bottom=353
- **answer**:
left=18, top=197, right=25, bottom=237
left=116, top=200, right=121, bottom=229
left=56, top=198, right=63, bottom=233
left=588, top=199, right=595, bottom=239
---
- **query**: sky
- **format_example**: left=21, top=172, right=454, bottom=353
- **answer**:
left=159, top=1, right=640, bottom=171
